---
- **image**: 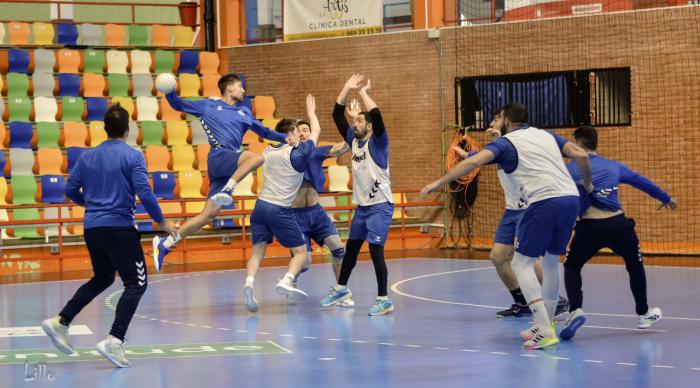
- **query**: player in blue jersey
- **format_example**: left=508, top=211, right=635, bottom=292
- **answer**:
left=152, top=74, right=288, bottom=270
left=559, top=126, right=677, bottom=340
left=41, top=104, right=175, bottom=368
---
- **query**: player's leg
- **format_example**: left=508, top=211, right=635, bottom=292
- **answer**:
left=365, top=203, right=394, bottom=316
left=212, top=150, right=264, bottom=206
left=272, top=207, right=312, bottom=301
left=243, top=201, right=273, bottom=313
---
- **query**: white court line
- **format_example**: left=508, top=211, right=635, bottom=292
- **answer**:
left=583, top=324, right=666, bottom=333
left=267, top=341, right=293, bottom=354
left=653, top=365, right=675, bottom=369
left=616, top=362, right=637, bottom=366
left=584, top=359, right=604, bottom=363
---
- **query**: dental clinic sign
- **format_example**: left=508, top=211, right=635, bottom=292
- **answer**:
left=283, top=0, right=383, bottom=42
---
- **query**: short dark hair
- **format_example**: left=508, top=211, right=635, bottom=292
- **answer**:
left=296, top=119, right=310, bottom=128
left=275, top=118, right=297, bottom=134
left=104, top=103, right=130, bottom=138
left=358, top=111, right=370, bottom=123
left=500, top=103, right=528, bottom=124
left=218, top=73, right=242, bottom=95
left=573, top=125, right=598, bottom=151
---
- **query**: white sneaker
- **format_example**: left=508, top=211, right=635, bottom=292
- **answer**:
left=275, top=277, right=308, bottom=301
left=243, top=284, right=259, bottom=313
left=638, top=307, right=662, bottom=329
left=96, top=335, right=132, bottom=368
left=41, top=316, right=75, bottom=355
left=338, top=297, right=355, bottom=308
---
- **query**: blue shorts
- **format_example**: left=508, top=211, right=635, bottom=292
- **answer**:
left=348, top=202, right=394, bottom=246
left=293, top=204, right=339, bottom=252
left=207, top=147, right=243, bottom=198
left=515, top=196, right=579, bottom=257
left=494, top=209, right=524, bottom=245
left=250, top=200, right=306, bottom=248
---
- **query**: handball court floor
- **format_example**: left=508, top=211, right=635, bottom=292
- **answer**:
left=0, top=252, right=699, bottom=388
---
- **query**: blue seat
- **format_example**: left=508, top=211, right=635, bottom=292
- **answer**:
left=0, top=153, right=6, bottom=178
left=56, top=24, right=79, bottom=46
left=135, top=203, right=155, bottom=232
left=86, top=98, right=109, bottom=122
left=66, top=147, right=87, bottom=174
left=40, top=175, right=66, bottom=203
left=178, top=50, right=199, bottom=74
left=213, top=203, right=236, bottom=228
left=58, top=74, right=81, bottom=97
left=9, top=122, right=34, bottom=149
left=8, top=49, right=30, bottom=74
left=152, top=172, right=176, bottom=199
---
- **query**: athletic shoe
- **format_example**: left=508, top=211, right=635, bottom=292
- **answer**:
left=320, top=286, right=352, bottom=307
left=637, top=307, right=662, bottom=329
left=243, top=284, right=259, bottom=313
left=211, top=187, right=234, bottom=207
left=275, top=277, right=308, bottom=301
left=286, top=278, right=300, bottom=304
left=521, top=322, right=556, bottom=341
left=554, top=296, right=571, bottom=321
left=496, top=303, right=532, bottom=318
left=151, top=236, right=171, bottom=272
left=338, top=297, right=355, bottom=308
left=368, top=298, right=394, bottom=316
left=41, top=316, right=75, bottom=355
left=559, top=308, right=586, bottom=340
left=96, top=336, right=131, bottom=368
left=522, top=326, right=559, bottom=350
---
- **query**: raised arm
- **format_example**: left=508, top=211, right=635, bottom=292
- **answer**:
left=358, top=80, right=386, bottom=139
left=165, top=91, right=207, bottom=117
left=333, top=74, right=365, bottom=141
left=306, top=94, right=321, bottom=145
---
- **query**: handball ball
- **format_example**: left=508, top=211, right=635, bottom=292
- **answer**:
left=156, top=73, right=177, bottom=94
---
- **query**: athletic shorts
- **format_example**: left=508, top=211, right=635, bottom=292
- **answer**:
left=250, top=199, right=306, bottom=248
left=206, top=147, right=244, bottom=198
left=494, top=208, right=525, bottom=245
left=293, top=204, right=338, bottom=252
left=515, top=196, right=578, bottom=257
left=348, top=202, right=394, bottom=246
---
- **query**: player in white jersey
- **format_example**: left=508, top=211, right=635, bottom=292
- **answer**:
left=242, top=95, right=321, bottom=313
left=320, top=74, right=395, bottom=316
left=422, top=103, right=592, bottom=349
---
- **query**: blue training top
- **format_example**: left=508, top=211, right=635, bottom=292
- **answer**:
left=65, top=140, right=164, bottom=229
left=165, top=93, right=287, bottom=150
left=567, top=154, right=671, bottom=214
left=303, top=145, right=332, bottom=193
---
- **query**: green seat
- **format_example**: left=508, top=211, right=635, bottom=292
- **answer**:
left=107, top=74, right=130, bottom=97
left=10, top=176, right=37, bottom=205
left=6, top=73, right=29, bottom=97
left=12, top=208, right=42, bottom=239
left=61, top=97, right=85, bottom=122
left=185, top=97, right=203, bottom=121
left=8, top=97, right=32, bottom=122
left=37, top=122, right=61, bottom=148
left=140, top=121, right=164, bottom=145
left=128, top=25, right=149, bottom=47
left=154, top=50, right=175, bottom=74
left=84, top=49, right=105, bottom=74
left=336, top=195, right=350, bottom=222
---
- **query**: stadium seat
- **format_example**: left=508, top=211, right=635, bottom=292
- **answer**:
left=242, top=130, right=259, bottom=145
left=160, top=97, right=182, bottom=120
left=140, top=121, right=164, bottom=145
left=68, top=206, right=85, bottom=235
left=134, top=203, right=155, bottom=232
left=165, top=120, right=189, bottom=145
left=334, top=195, right=350, bottom=222
left=62, top=122, right=88, bottom=147
left=202, top=74, right=221, bottom=97
left=185, top=200, right=207, bottom=215
left=196, top=143, right=209, bottom=170
left=7, top=96, right=32, bottom=122
left=130, top=50, right=152, bottom=74
left=40, top=175, right=66, bottom=203
left=190, top=120, right=207, bottom=145
left=233, top=173, right=255, bottom=196
left=37, top=122, right=60, bottom=148
left=79, top=23, right=104, bottom=46
left=0, top=177, right=7, bottom=204
left=161, top=202, right=184, bottom=225
left=146, top=145, right=170, bottom=172
left=32, top=73, right=56, bottom=97
left=111, top=96, right=134, bottom=119
left=104, top=24, right=127, bottom=47
left=254, top=166, right=263, bottom=193
left=11, top=208, right=42, bottom=239
left=32, top=22, right=55, bottom=46
left=6, top=72, right=29, bottom=97
left=10, top=175, right=38, bottom=204
left=152, top=171, right=176, bottom=199
left=107, top=73, right=130, bottom=96
left=171, top=145, right=195, bottom=171
left=8, top=49, right=30, bottom=74
left=34, top=97, right=58, bottom=122
left=8, top=22, right=30, bottom=46
left=82, top=73, right=106, bottom=97
left=57, top=48, right=80, bottom=73
left=154, top=50, right=175, bottom=74
left=199, top=52, right=220, bottom=74
left=33, top=48, right=56, bottom=73
left=0, top=98, right=5, bottom=121
left=328, top=165, right=351, bottom=192
left=213, top=203, right=236, bottom=228
left=0, top=122, right=5, bottom=149
left=172, top=26, right=194, bottom=47
left=136, top=96, right=159, bottom=121
left=178, top=50, right=199, bottom=74
left=106, top=50, right=129, bottom=74
left=43, top=206, right=70, bottom=237
left=178, top=170, right=204, bottom=198
left=0, top=23, right=5, bottom=45
left=83, top=49, right=105, bottom=73
left=58, top=73, right=81, bottom=96
left=253, top=96, right=276, bottom=119
left=128, top=25, right=149, bottom=47
left=150, top=25, right=171, bottom=47
left=60, top=97, right=85, bottom=122
left=126, top=122, right=139, bottom=146
left=56, top=23, right=79, bottom=46
left=132, top=74, right=154, bottom=97
left=86, top=97, right=109, bottom=121
left=179, top=73, right=201, bottom=97
left=9, top=121, right=34, bottom=148
left=0, top=152, right=6, bottom=177
left=236, top=199, right=256, bottom=227
left=88, top=121, right=107, bottom=146
left=66, top=147, right=87, bottom=173
left=184, top=96, right=203, bottom=121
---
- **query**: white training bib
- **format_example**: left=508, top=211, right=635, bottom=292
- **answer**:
left=497, top=168, right=528, bottom=210
left=258, top=144, right=305, bottom=207
left=351, top=139, right=393, bottom=206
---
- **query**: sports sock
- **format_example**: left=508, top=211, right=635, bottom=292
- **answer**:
left=223, top=178, right=238, bottom=192
left=541, top=253, right=561, bottom=322
left=163, top=233, right=181, bottom=249
left=510, top=288, right=527, bottom=305
left=245, top=276, right=255, bottom=287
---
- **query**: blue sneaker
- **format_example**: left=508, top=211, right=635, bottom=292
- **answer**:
left=368, top=297, right=394, bottom=316
left=152, top=236, right=171, bottom=272
left=211, top=187, right=233, bottom=207
left=559, top=308, right=586, bottom=340
left=320, top=286, right=352, bottom=307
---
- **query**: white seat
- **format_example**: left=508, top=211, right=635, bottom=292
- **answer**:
left=34, top=97, right=58, bottom=122
left=106, top=49, right=129, bottom=74
left=130, top=49, right=152, bottom=74
left=136, top=96, right=159, bottom=121
left=9, top=148, right=35, bottom=176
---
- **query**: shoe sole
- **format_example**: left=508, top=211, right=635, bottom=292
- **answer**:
left=96, top=342, right=131, bottom=368
left=338, top=300, right=355, bottom=308
left=41, top=321, right=75, bottom=355
left=151, top=237, right=162, bottom=272
left=243, top=287, right=259, bottom=313
left=276, top=284, right=308, bottom=302
left=523, top=338, right=559, bottom=350
left=320, top=292, right=352, bottom=307
left=496, top=313, right=532, bottom=318
left=554, top=311, right=570, bottom=322
left=212, top=193, right=233, bottom=207
left=638, top=315, right=662, bottom=329
left=368, top=305, right=394, bottom=316
left=559, top=315, right=586, bottom=340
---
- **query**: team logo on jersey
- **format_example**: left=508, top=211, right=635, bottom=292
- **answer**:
left=595, top=186, right=618, bottom=198
left=217, top=106, right=223, bottom=111
left=368, top=180, right=381, bottom=199
left=352, top=152, right=367, bottom=163
left=238, top=110, right=246, bottom=116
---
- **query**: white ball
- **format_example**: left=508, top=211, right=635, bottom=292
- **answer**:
left=156, top=73, right=177, bottom=94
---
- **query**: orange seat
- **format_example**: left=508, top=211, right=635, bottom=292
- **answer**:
left=0, top=122, right=6, bottom=149
left=242, top=130, right=259, bottom=145
left=146, top=145, right=171, bottom=172
left=68, top=206, right=85, bottom=236
left=160, top=97, right=183, bottom=120
left=57, top=49, right=81, bottom=74
left=62, top=122, right=88, bottom=147
left=248, top=140, right=267, bottom=154
left=37, top=148, right=64, bottom=175
left=104, top=24, right=127, bottom=47
left=150, top=25, right=171, bottom=47
left=202, top=74, right=221, bottom=97
left=8, top=22, right=30, bottom=45
left=82, top=73, right=106, bottom=97
left=253, top=96, right=276, bottom=119
left=196, top=143, right=210, bottom=171
left=199, top=52, right=220, bottom=74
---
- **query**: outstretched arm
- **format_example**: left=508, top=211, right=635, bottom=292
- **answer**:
left=250, top=118, right=288, bottom=143
left=618, top=163, right=677, bottom=210
left=420, top=150, right=495, bottom=198
left=165, top=91, right=207, bottom=117
left=306, top=94, right=321, bottom=145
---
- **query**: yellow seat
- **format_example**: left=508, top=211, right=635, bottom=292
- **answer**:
left=328, top=165, right=352, bottom=192
left=145, top=145, right=170, bottom=172
left=178, top=74, right=201, bottom=97
left=172, top=25, right=194, bottom=47
left=89, top=121, right=107, bottom=146
left=236, top=199, right=256, bottom=226
left=0, top=177, right=8, bottom=204
left=160, top=202, right=184, bottom=225
left=165, top=120, right=189, bottom=145
left=111, top=97, right=134, bottom=120
left=178, top=170, right=204, bottom=198
left=37, top=148, right=64, bottom=175
left=171, top=145, right=195, bottom=171
left=32, top=22, right=55, bottom=46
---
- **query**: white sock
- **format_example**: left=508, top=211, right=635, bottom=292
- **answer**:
left=334, top=284, right=347, bottom=291
left=529, top=300, right=552, bottom=330
left=377, top=295, right=389, bottom=301
left=223, top=178, right=237, bottom=192
left=511, top=252, right=549, bottom=329
left=163, top=233, right=181, bottom=248
left=541, top=253, right=561, bottom=322
left=245, top=276, right=255, bottom=287
left=284, top=273, right=296, bottom=282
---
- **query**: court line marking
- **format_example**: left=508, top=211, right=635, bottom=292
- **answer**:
left=267, top=341, right=292, bottom=354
